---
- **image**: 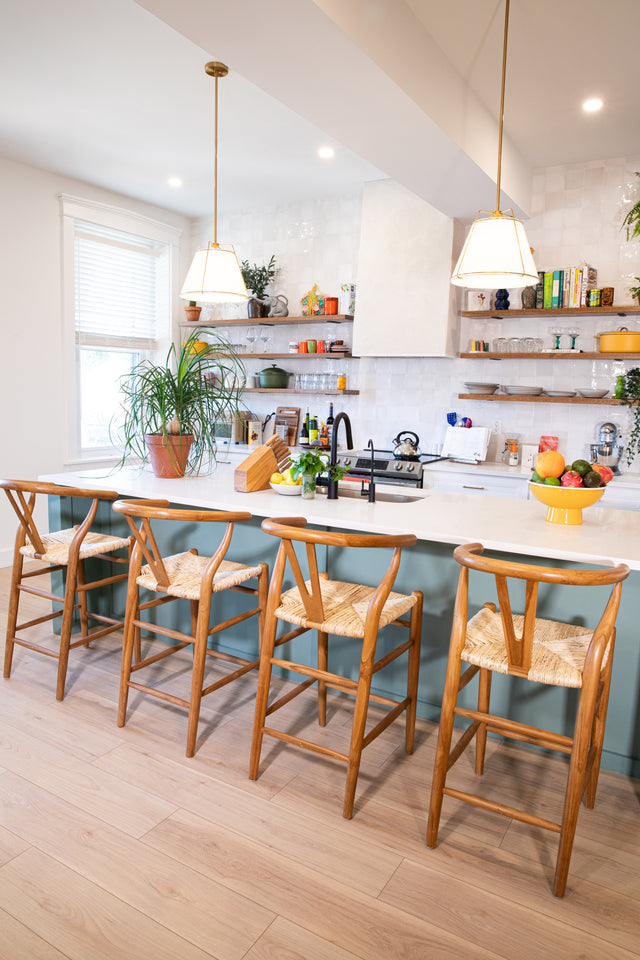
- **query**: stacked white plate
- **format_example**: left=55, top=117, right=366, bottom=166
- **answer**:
left=545, top=390, right=576, bottom=397
left=463, top=382, right=499, bottom=394
left=504, top=385, right=543, bottom=395
left=578, top=388, right=609, bottom=398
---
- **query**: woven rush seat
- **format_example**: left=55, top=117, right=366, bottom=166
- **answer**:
left=463, top=607, right=599, bottom=688
left=21, top=527, right=132, bottom=564
left=275, top=578, right=417, bottom=639
left=137, top=552, right=264, bottom=599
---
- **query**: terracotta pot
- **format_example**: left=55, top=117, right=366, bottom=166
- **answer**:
left=184, top=305, right=202, bottom=322
left=145, top=433, right=194, bottom=478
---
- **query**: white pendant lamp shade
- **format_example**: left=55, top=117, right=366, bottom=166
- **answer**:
left=180, top=243, right=248, bottom=304
left=451, top=212, right=538, bottom=289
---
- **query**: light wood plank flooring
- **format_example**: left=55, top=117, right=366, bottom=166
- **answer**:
left=0, top=564, right=639, bottom=959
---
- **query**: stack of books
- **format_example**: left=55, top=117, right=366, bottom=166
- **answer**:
left=535, top=265, right=597, bottom=308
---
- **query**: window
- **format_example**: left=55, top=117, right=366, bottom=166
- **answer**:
left=61, top=196, right=181, bottom=460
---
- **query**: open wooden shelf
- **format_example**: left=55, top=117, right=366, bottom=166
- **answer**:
left=461, top=305, right=640, bottom=319
left=235, top=351, right=353, bottom=360
left=458, top=393, right=623, bottom=405
left=459, top=351, right=640, bottom=360
left=244, top=388, right=359, bottom=396
left=180, top=314, right=353, bottom=328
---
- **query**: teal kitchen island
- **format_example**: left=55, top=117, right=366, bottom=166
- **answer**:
left=41, top=464, right=640, bottom=776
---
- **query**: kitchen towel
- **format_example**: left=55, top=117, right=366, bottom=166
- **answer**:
left=442, top=426, right=491, bottom=463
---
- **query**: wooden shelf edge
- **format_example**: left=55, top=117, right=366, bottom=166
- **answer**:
left=235, top=352, right=354, bottom=360
left=179, top=314, right=353, bottom=328
left=243, top=388, right=359, bottom=395
left=459, top=351, right=640, bottom=360
left=458, top=393, right=623, bottom=405
left=460, top=305, right=640, bottom=319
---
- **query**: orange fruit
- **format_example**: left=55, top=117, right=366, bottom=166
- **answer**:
left=534, top=450, right=565, bottom=479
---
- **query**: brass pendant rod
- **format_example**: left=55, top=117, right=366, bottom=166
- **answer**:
left=214, top=71, right=218, bottom=246
left=495, top=0, right=510, bottom=215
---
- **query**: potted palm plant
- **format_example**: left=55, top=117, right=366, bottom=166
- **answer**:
left=113, top=329, right=246, bottom=477
left=240, top=255, right=277, bottom=318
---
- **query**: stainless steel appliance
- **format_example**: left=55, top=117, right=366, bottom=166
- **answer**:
left=591, top=421, right=624, bottom=474
left=334, top=447, right=448, bottom=488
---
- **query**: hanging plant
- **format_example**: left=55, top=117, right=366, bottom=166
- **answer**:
left=621, top=367, right=640, bottom=465
left=621, top=172, right=640, bottom=241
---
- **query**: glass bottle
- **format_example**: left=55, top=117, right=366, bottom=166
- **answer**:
left=299, top=410, right=309, bottom=447
left=326, top=403, right=334, bottom=446
left=309, top=414, right=319, bottom=445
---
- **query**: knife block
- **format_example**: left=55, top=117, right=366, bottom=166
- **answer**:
left=233, top=435, right=292, bottom=492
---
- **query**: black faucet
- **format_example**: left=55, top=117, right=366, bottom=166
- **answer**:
left=366, top=438, right=376, bottom=503
left=327, top=411, right=353, bottom=499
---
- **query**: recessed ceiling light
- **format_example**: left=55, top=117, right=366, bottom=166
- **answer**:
left=318, top=146, right=335, bottom=159
left=583, top=98, right=603, bottom=113
left=168, top=176, right=183, bottom=188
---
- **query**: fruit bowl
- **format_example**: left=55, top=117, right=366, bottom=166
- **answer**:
left=270, top=481, right=301, bottom=496
left=528, top=482, right=605, bottom=524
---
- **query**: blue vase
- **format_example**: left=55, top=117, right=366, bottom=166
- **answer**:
left=495, top=289, right=510, bottom=310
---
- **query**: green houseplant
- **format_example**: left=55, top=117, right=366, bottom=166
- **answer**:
left=621, top=367, right=640, bottom=466
left=240, top=254, right=277, bottom=318
left=113, top=329, right=245, bottom=477
left=629, top=277, right=640, bottom=304
left=290, top=449, right=347, bottom=499
left=622, top=173, right=640, bottom=241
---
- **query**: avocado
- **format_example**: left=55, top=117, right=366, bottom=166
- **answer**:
left=583, top=470, right=603, bottom=488
left=571, top=459, right=592, bottom=478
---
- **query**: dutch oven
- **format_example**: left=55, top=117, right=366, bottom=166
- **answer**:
left=258, top=363, right=290, bottom=388
left=598, top=327, right=640, bottom=353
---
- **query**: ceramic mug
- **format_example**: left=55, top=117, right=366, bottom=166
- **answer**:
left=306, top=339, right=317, bottom=353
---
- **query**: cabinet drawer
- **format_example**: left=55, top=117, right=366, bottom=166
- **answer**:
left=424, top=470, right=527, bottom=499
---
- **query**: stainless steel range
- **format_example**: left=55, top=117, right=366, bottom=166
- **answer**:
left=334, top=448, right=448, bottom=488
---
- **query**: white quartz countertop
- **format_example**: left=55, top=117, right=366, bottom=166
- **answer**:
left=40, top=464, right=640, bottom=571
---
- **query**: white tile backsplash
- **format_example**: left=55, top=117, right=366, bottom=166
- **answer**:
left=198, top=160, right=640, bottom=472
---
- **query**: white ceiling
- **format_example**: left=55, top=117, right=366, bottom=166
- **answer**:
left=0, top=0, right=637, bottom=222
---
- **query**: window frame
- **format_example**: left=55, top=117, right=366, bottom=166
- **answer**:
left=60, top=195, right=182, bottom=464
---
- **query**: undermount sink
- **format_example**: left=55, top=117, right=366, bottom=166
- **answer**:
left=335, top=486, right=422, bottom=504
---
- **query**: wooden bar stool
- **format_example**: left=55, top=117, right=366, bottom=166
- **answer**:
left=1, top=479, right=132, bottom=700
left=426, top=542, right=629, bottom=897
left=112, top=499, right=268, bottom=757
left=249, top=517, right=423, bottom=818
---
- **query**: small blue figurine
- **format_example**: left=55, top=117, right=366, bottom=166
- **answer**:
left=495, top=288, right=510, bottom=310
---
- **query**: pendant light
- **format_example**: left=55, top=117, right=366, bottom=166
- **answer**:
left=451, top=0, right=537, bottom=289
left=180, top=61, right=248, bottom=304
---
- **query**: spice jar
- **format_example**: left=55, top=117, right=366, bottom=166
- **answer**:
left=337, top=372, right=347, bottom=391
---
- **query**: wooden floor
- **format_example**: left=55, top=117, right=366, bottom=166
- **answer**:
left=0, top=565, right=639, bottom=960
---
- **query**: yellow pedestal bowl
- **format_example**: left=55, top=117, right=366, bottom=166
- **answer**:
left=529, top=481, right=605, bottom=524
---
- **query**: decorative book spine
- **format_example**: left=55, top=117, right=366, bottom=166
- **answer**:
left=536, top=271, right=545, bottom=308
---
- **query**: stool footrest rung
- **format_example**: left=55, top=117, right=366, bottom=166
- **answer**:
left=443, top=786, right=562, bottom=833
left=263, top=725, right=349, bottom=764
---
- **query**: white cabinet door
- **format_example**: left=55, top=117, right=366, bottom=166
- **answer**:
left=353, top=179, right=457, bottom=357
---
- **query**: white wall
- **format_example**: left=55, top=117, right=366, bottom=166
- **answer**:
left=0, top=155, right=192, bottom=564
left=210, top=161, right=640, bottom=470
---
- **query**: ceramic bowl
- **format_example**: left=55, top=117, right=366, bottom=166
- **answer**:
left=577, top=388, right=609, bottom=398
left=528, top=481, right=605, bottom=524
left=270, top=481, right=302, bottom=495
left=463, top=382, right=499, bottom=394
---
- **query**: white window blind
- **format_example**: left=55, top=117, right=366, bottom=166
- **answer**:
left=74, top=219, right=164, bottom=350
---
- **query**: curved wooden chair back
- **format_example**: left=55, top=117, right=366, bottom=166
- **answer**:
left=453, top=542, right=629, bottom=678
left=261, top=516, right=417, bottom=631
left=1, top=479, right=121, bottom=559
left=112, top=498, right=253, bottom=591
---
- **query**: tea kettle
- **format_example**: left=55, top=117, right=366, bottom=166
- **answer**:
left=392, top=430, right=420, bottom=460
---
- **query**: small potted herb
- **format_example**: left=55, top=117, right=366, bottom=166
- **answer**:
left=629, top=277, right=640, bottom=305
left=184, top=300, right=202, bottom=322
left=290, top=449, right=347, bottom=500
left=240, top=255, right=277, bottom=318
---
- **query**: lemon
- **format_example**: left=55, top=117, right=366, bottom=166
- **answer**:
left=270, top=472, right=283, bottom=484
